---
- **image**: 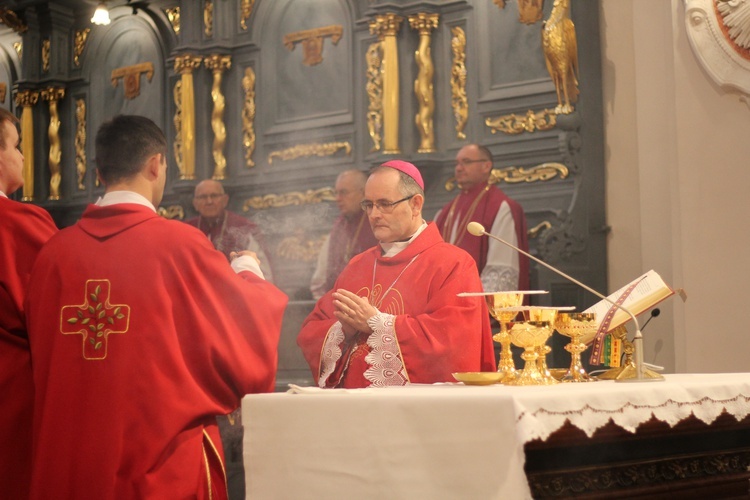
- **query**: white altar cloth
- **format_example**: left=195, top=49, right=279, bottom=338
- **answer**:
left=242, top=373, right=750, bottom=499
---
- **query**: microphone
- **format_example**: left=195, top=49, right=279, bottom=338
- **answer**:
left=640, top=308, right=660, bottom=332
left=467, top=221, right=658, bottom=383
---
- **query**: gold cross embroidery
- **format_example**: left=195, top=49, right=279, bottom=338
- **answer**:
left=60, top=279, right=131, bottom=360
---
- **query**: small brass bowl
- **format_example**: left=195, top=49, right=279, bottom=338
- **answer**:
left=452, top=372, right=504, bottom=386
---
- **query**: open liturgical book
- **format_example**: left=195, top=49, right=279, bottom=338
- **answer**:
left=583, top=269, right=684, bottom=332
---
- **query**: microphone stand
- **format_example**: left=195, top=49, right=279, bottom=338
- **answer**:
left=467, top=222, right=662, bottom=383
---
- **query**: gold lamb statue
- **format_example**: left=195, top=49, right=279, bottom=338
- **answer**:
left=542, top=0, right=579, bottom=114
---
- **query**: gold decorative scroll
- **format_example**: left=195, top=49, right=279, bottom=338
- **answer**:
left=164, top=7, right=180, bottom=34
left=365, top=42, right=384, bottom=152
left=204, top=0, right=213, bottom=38
left=519, top=0, right=545, bottom=25
left=409, top=13, right=439, bottom=154
left=494, top=0, right=507, bottom=8
left=445, top=162, right=569, bottom=190
left=204, top=54, right=231, bottom=180
left=283, top=25, right=343, bottom=66
left=41, top=87, right=65, bottom=200
left=13, top=42, right=22, bottom=60
left=240, top=0, right=256, bottom=30
left=74, top=29, right=90, bottom=67
left=15, top=90, right=38, bottom=201
left=0, top=83, right=6, bottom=103
left=542, top=0, right=579, bottom=114
left=242, top=67, right=256, bottom=167
left=174, top=54, right=202, bottom=180
left=0, top=8, right=28, bottom=33
left=111, top=62, right=154, bottom=100
left=243, top=187, right=336, bottom=211
left=450, top=27, right=468, bottom=140
left=75, top=98, right=87, bottom=190
left=42, top=39, right=50, bottom=73
left=277, top=234, right=328, bottom=262
left=370, top=14, right=403, bottom=154
left=268, top=141, right=352, bottom=164
left=485, top=108, right=557, bottom=135
left=528, top=221, right=552, bottom=239
left=157, top=205, right=185, bottom=220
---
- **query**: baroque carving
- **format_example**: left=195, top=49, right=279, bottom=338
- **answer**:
left=409, top=13, right=439, bottom=153
left=366, top=41, right=384, bottom=152
left=242, top=67, right=256, bottom=168
left=277, top=234, right=328, bottom=262
left=450, top=27, right=468, bottom=140
left=41, top=87, right=65, bottom=200
left=0, top=7, right=27, bottom=33
left=204, top=0, right=213, bottom=38
left=111, top=62, right=154, bottom=100
left=75, top=98, right=87, bottom=190
left=174, top=54, right=202, bottom=180
left=242, top=187, right=336, bottom=211
left=74, top=29, right=90, bottom=67
left=536, top=214, right=585, bottom=263
left=157, top=205, right=185, bottom=220
left=528, top=221, right=552, bottom=239
left=15, top=90, right=39, bottom=201
left=240, top=0, right=256, bottom=30
left=486, top=108, right=558, bottom=135
left=0, top=83, right=5, bottom=103
left=13, top=42, right=22, bottom=61
left=164, top=7, right=180, bottom=35
left=268, top=142, right=352, bottom=164
left=42, top=39, right=50, bottom=73
left=370, top=14, right=404, bottom=154
left=445, top=162, right=569, bottom=191
left=519, top=0, right=545, bottom=25
left=542, top=0, right=579, bottom=114
left=204, top=54, right=231, bottom=180
left=283, top=25, right=343, bottom=66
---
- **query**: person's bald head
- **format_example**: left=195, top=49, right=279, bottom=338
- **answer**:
left=192, top=179, right=229, bottom=221
left=335, top=169, right=367, bottom=218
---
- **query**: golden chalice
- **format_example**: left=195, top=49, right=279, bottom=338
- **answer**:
left=528, top=308, right=561, bottom=385
left=505, top=320, right=554, bottom=386
left=485, top=292, right=525, bottom=382
left=555, top=312, right=598, bottom=382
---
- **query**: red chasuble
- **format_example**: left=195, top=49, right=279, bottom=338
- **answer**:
left=435, top=182, right=530, bottom=291
left=298, top=223, right=495, bottom=388
left=323, top=212, right=378, bottom=294
left=0, top=197, right=57, bottom=499
left=25, top=203, right=287, bottom=500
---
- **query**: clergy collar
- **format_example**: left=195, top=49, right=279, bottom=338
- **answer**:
left=95, top=190, right=156, bottom=212
left=379, top=221, right=428, bottom=258
left=460, top=180, right=490, bottom=195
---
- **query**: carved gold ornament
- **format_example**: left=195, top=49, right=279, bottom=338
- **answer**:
left=445, top=162, right=569, bottom=190
left=485, top=108, right=557, bottom=135
left=111, top=62, right=154, bottom=100
left=41, top=87, right=65, bottom=200
left=74, top=29, right=90, bottom=67
left=42, top=39, right=50, bottom=73
left=409, top=13, right=439, bottom=154
left=157, top=205, right=185, bottom=220
left=277, top=234, right=328, bottom=262
left=283, top=25, right=343, bottom=66
left=518, top=0, right=545, bottom=25
left=204, top=54, right=232, bottom=180
left=370, top=14, right=404, bottom=154
left=0, top=8, right=28, bottom=33
left=75, top=98, right=87, bottom=190
left=242, top=67, right=256, bottom=167
left=450, top=26, right=468, bottom=140
left=13, top=42, right=22, bottom=60
left=0, top=83, right=5, bottom=104
left=528, top=221, right=552, bottom=239
left=268, top=142, right=351, bottom=164
left=174, top=55, right=202, bottom=180
left=204, top=0, right=213, bottom=38
left=243, top=187, right=336, bottom=211
left=494, top=0, right=507, bottom=8
left=15, top=90, right=39, bottom=201
left=164, top=7, right=180, bottom=34
left=542, top=0, right=579, bottom=114
left=240, top=0, right=256, bottom=30
left=365, top=41, right=384, bottom=152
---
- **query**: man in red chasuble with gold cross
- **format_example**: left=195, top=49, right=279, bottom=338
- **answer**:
left=435, top=144, right=529, bottom=292
left=24, top=115, right=287, bottom=499
left=298, top=160, right=494, bottom=388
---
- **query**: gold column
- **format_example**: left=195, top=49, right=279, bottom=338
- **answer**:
left=408, top=13, right=439, bottom=153
left=14, top=90, right=39, bottom=201
left=370, top=14, right=403, bottom=155
left=204, top=54, right=231, bottom=180
left=41, top=87, right=65, bottom=200
left=174, top=54, right=202, bottom=180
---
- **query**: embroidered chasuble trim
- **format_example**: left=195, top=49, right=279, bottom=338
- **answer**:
left=202, top=429, right=228, bottom=498
left=319, top=322, right=345, bottom=387
left=364, top=312, right=408, bottom=386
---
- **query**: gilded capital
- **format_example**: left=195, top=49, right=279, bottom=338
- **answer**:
left=369, top=14, right=403, bottom=39
left=41, top=86, right=65, bottom=102
left=15, top=89, right=39, bottom=107
left=408, top=13, right=439, bottom=35
left=174, top=54, right=203, bottom=74
left=204, top=54, right=232, bottom=72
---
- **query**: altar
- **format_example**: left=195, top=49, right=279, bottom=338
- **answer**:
left=241, top=374, right=750, bottom=498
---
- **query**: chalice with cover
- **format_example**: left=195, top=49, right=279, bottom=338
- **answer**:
left=554, top=312, right=598, bottom=382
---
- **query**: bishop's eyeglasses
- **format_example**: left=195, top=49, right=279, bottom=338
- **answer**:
left=360, top=195, right=415, bottom=214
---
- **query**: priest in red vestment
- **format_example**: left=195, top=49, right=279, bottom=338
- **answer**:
left=24, top=115, right=287, bottom=500
left=298, top=160, right=494, bottom=388
left=435, top=144, right=529, bottom=292
left=310, top=169, right=377, bottom=299
left=0, top=108, right=58, bottom=499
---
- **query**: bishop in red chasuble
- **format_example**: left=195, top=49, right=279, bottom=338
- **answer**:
left=298, top=161, right=495, bottom=388
left=24, top=115, right=287, bottom=499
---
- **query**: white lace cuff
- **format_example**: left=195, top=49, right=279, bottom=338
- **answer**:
left=318, top=322, right=345, bottom=388
left=364, top=312, right=409, bottom=387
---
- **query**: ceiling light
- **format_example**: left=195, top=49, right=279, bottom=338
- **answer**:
left=91, top=2, right=111, bottom=26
